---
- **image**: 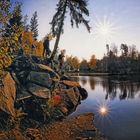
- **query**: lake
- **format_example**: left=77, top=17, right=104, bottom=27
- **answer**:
left=71, top=76, right=140, bottom=140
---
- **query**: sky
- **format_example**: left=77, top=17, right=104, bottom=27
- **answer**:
left=11, top=0, right=140, bottom=60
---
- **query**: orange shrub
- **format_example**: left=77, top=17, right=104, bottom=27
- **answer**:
left=22, top=32, right=33, bottom=54
left=22, top=31, right=33, bottom=46
left=34, top=41, right=44, bottom=57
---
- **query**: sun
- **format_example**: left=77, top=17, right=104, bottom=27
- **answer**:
left=93, top=16, right=118, bottom=41
left=98, top=24, right=111, bottom=36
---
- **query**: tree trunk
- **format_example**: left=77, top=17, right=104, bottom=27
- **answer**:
left=50, top=0, right=67, bottom=60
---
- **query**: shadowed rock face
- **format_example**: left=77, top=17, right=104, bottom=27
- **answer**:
left=0, top=55, right=88, bottom=125
left=0, top=72, right=16, bottom=117
left=0, top=72, right=16, bottom=127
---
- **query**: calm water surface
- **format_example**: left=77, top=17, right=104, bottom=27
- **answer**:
left=71, top=76, right=140, bottom=140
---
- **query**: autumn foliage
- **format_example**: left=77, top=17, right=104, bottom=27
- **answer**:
left=0, top=1, right=23, bottom=76
left=0, top=40, right=12, bottom=76
left=34, top=41, right=44, bottom=57
left=89, top=55, right=96, bottom=69
left=65, top=56, right=80, bottom=71
left=21, top=31, right=33, bottom=54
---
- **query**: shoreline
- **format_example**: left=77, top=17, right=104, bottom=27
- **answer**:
left=66, top=72, right=140, bottom=76
left=0, top=113, right=106, bottom=140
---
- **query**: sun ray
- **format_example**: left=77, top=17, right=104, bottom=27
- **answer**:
left=93, top=15, right=120, bottom=43
left=95, top=100, right=112, bottom=120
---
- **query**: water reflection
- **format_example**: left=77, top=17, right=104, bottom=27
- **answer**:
left=74, top=76, right=140, bottom=140
left=89, top=77, right=95, bottom=90
left=80, top=76, right=140, bottom=100
left=80, top=77, right=87, bottom=86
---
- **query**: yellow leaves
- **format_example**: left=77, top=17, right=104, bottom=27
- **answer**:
left=0, top=43, right=12, bottom=71
left=22, top=31, right=33, bottom=46
left=21, top=31, right=33, bottom=54
left=23, top=39, right=44, bottom=57
left=66, top=55, right=80, bottom=70
left=21, top=32, right=44, bottom=56
left=47, top=33, right=54, bottom=41
left=13, top=36, right=18, bottom=41
left=35, top=41, right=43, bottom=57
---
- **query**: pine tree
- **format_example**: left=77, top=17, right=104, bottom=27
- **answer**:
left=50, top=0, right=91, bottom=60
left=0, top=0, right=11, bottom=35
left=3, top=2, right=24, bottom=54
left=0, top=0, right=11, bottom=75
left=30, top=11, right=38, bottom=40
left=0, top=1, right=24, bottom=75
left=23, top=14, right=30, bottom=31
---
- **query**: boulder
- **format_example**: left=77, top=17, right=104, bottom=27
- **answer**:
left=10, top=55, right=34, bottom=72
left=35, top=64, right=60, bottom=80
left=9, top=55, right=60, bottom=85
left=0, top=72, right=16, bottom=117
left=27, top=83, right=51, bottom=99
left=61, top=80, right=80, bottom=87
left=78, top=87, right=88, bottom=100
left=16, top=87, right=32, bottom=101
left=8, top=55, right=60, bottom=100
left=51, top=87, right=81, bottom=115
left=61, top=87, right=81, bottom=107
left=28, top=71, right=53, bottom=89
left=60, top=80, right=88, bottom=100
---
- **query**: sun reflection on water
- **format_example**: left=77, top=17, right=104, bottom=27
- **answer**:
left=94, top=101, right=113, bottom=135
left=99, top=106, right=108, bottom=116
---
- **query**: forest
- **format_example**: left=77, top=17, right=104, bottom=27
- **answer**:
left=1, top=0, right=140, bottom=140
left=65, top=44, right=140, bottom=74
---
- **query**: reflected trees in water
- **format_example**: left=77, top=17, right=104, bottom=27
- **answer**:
left=103, top=78, right=140, bottom=100
left=80, top=76, right=140, bottom=100
left=89, top=77, right=96, bottom=90
left=80, top=77, right=87, bottom=86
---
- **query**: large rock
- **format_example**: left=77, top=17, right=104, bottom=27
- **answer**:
left=28, top=71, right=53, bottom=89
left=9, top=55, right=60, bottom=85
left=16, top=87, right=32, bottom=101
left=36, top=64, right=59, bottom=79
left=0, top=72, right=16, bottom=117
left=60, top=87, right=81, bottom=108
left=50, top=87, right=82, bottom=117
left=27, top=83, right=51, bottom=99
left=9, top=55, right=60, bottom=100
left=61, top=80, right=80, bottom=87
left=78, top=87, right=88, bottom=100
left=10, top=55, right=34, bottom=72
left=61, top=80, right=88, bottom=100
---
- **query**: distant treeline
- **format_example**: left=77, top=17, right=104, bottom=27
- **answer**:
left=65, top=43, right=140, bottom=74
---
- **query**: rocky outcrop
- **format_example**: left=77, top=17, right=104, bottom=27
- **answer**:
left=0, top=55, right=107, bottom=140
left=0, top=55, right=88, bottom=125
